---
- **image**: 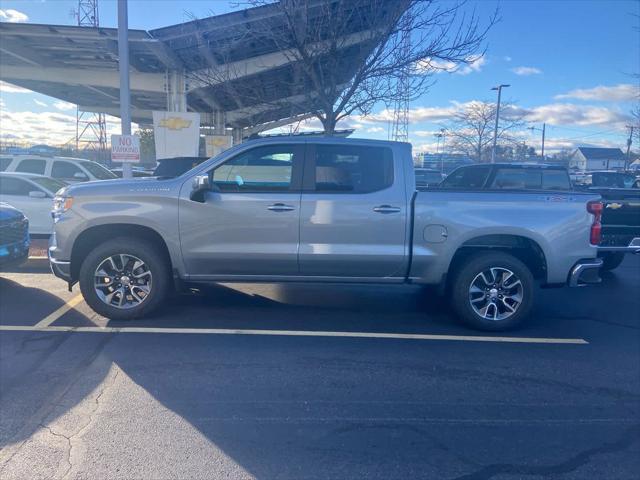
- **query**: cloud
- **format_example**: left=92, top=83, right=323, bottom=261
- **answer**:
left=511, top=66, right=542, bottom=76
left=365, top=126, right=384, bottom=133
left=33, top=99, right=48, bottom=107
left=516, top=103, right=631, bottom=129
left=504, top=56, right=512, bottom=62
left=53, top=100, right=75, bottom=111
left=0, top=109, right=126, bottom=145
left=418, top=55, right=486, bottom=76
left=0, top=81, right=31, bottom=93
left=555, top=84, right=640, bottom=102
left=0, top=9, right=28, bottom=23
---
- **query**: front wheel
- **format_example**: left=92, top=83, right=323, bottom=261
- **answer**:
left=79, top=238, right=170, bottom=320
left=450, top=252, right=535, bottom=331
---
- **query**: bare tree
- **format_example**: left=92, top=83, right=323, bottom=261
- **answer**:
left=447, top=101, right=524, bottom=162
left=190, top=0, right=496, bottom=135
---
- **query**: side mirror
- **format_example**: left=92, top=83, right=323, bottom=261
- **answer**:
left=190, top=174, right=218, bottom=202
left=29, top=190, right=47, bottom=199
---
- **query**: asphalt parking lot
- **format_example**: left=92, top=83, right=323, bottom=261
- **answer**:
left=0, top=255, right=639, bottom=479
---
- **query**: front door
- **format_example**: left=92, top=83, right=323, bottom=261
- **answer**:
left=179, top=144, right=304, bottom=277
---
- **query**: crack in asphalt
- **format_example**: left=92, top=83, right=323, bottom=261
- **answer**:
left=451, top=425, right=640, bottom=480
left=35, top=368, right=121, bottom=480
left=0, top=333, right=115, bottom=474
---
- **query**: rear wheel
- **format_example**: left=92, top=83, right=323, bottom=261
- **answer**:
left=450, top=252, right=535, bottom=331
left=79, top=238, right=170, bottom=320
left=598, top=252, right=625, bottom=272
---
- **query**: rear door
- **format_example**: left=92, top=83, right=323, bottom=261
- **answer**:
left=179, top=143, right=304, bottom=276
left=298, top=143, right=408, bottom=278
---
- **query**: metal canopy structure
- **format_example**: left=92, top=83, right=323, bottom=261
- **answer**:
left=0, top=0, right=381, bottom=137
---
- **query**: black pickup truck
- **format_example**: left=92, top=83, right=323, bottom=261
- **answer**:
left=585, top=172, right=640, bottom=271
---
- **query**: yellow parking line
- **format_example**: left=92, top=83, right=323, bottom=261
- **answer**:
left=33, top=295, right=84, bottom=329
left=0, top=324, right=588, bottom=345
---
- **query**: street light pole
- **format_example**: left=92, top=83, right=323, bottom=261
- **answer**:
left=491, top=84, right=510, bottom=163
left=117, top=0, right=132, bottom=179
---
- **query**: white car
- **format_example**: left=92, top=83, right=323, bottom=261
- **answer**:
left=0, top=155, right=117, bottom=183
left=0, top=172, right=68, bottom=236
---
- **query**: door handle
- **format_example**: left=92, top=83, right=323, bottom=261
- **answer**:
left=373, top=205, right=401, bottom=214
left=267, top=203, right=295, bottom=212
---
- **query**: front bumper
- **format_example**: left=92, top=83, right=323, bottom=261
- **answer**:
left=48, top=233, right=73, bottom=283
left=598, top=236, right=640, bottom=254
left=568, top=258, right=603, bottom=287
left=0, top=243, right=29, bottom=269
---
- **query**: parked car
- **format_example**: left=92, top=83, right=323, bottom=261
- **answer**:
left=439, top=163, right=573, bottom=191
left=582, top=172, right=640, bottom=271
left=0, top=173, right=67, bottom=236
left=0, top=203, right=29, bottom=269
left=49, top=138, right=602, bottom=331
left=0, top=154, right=117, bottom=183
left=153, top=157, right=209, bottom=178
left=414, top=168, right=445, bottom=188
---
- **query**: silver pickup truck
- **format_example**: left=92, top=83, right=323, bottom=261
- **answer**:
left=49, top=137, right=603, bottom=330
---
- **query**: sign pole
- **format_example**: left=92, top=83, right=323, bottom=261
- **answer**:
left=117, top=0, right=132, bottom=179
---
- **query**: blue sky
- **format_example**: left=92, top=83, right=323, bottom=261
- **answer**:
left=1, top=0, right=639, bottom=154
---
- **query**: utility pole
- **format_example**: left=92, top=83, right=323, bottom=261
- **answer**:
left=491, top=84, right=510, bottom=163
left=117, top=0, right=132, bottom=179
left=528, top=122, right=546, bottom=162
left=625, top=125, right=634, bottom=171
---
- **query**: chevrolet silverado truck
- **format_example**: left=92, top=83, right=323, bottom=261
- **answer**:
left=49, top=138, right=603, bottom=330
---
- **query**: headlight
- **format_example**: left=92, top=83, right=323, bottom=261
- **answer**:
left=52, top=195, right=74, bottom=217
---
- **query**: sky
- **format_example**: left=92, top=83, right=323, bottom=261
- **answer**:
left=0, top=0, right=639, bottom=155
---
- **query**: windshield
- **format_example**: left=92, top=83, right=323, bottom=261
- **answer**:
left=80, top=161, right=117, bottom=180
left=31, top=176, right=67, bottom=193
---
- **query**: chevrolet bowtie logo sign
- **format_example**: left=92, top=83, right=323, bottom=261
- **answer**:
left=158, top=117, right=192, bottom=130
left=606, top=203, right=623, bottom=209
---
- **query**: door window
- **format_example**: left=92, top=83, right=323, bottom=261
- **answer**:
left=51, top=161, right=88, bottom=181
left=0, top=177, right=33, bottom=196
left=212, top=145, right=298, bottom=192
left=15, top=159, right=46, bottom=175
left=310, top=145, right=393, bottom=193
left=440, top=165, right=491, bottom=189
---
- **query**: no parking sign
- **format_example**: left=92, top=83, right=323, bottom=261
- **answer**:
left=111, top=134, right=140, bottom=163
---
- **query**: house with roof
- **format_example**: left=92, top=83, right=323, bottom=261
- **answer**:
left=569, top=147, right=626, bottom=171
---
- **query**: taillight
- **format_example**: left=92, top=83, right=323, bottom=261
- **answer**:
left=587, top=201, right=603, bottom=245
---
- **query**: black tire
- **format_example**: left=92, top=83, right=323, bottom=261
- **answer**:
left=598, top=252, right=625, bottom=272
left=79, top=237, right=171, bottom=320
left=450, top=251, right=535, bottom=331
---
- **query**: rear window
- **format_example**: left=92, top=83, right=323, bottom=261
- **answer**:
left=440, top=166, right=491, bottom=189
left=489, top=168, right=571, bottom=190
left=312, top=145, right=393, bottom=193
left=15, top=159, right=46, bottom=175
left=416, top=171, right=443, bottom=184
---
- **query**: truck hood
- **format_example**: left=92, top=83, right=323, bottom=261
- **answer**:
left=62, top=177, right=176, bottom=197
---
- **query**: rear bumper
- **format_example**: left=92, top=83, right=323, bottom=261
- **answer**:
left=598, top=237, right=640, bottom=254
left=568, top=258, right=603, bottom=287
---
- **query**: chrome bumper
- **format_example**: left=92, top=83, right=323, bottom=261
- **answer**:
left=568, top=258, right=603, bottom=287
left=598, top=237, right=640, bottom=254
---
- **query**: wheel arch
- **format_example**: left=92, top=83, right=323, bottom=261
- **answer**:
left=70, top=223, right=173, bottom=282
left=448, top=234, right=548, bottom=283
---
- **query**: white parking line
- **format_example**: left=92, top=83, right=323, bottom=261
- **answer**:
left=0, top=324, right=588, bottom=344
left=32, top=295, right=84, bottom=328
